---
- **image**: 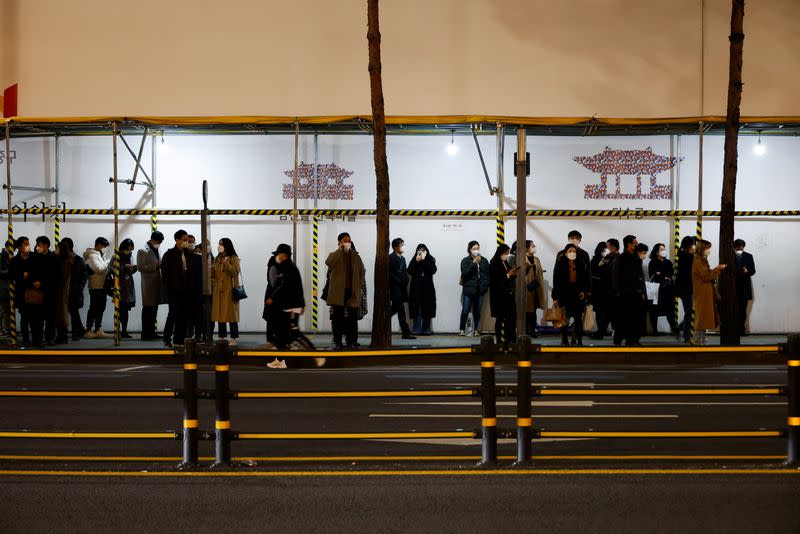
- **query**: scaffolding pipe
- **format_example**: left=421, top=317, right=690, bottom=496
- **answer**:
left=472, top=126, right=493, bottom=195
left=515, top=128, right=527, bottom=340
left=4, top=121, right=15, bottom=345
left=112, top=123, right=121, bottom=347
left=292, top=122, right=300, bottom=253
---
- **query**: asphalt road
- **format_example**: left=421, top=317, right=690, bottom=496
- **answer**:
left=1, top=362, right=797, bottom=533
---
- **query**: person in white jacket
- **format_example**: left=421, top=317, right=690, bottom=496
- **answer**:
left=83, top=237, right=111, bottom=338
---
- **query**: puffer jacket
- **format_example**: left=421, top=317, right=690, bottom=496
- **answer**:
left=83, top=248, right=109, bottom=290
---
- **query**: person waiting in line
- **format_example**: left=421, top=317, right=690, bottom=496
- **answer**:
left=552, top=243, right=591, bottom=346
left=137, top=231, right=165, bottom=341
left=263, top=252, right=279, bottom=348
left=211, top=238, right=241, bottom=347
left=648, top=243, right=678, bottom=337
left=0, top=241, right=11, bottom=337
left=8, top=237, right=33, bottom=346
left=407, top=243, right=437, bottom=336
left=83, top=236, right=111, bottom=339
left=324, top=232, right=365, bottom=349
left=161, top=230, right=192, bottom=348
left=459, top=240, right=489, bottom=337
left=589, top=238, right=620, bottom=341
left=489, top=244, right=517, bottom=350
left=733, top=239, right=756, bottom=336
left=264, top=243, right=311, bottom=368
left=32, top=236, right=59, bottom=345
left=675, top=236, right=696, bottom=343
left=112, top=238, right=138, bottom=339
left=54, top=238, right=87, bottom=343
left=692, top=239, right=726, bottom=346
left=612, top=235, right=646, bottom=347
left=589, top=241, right=609, bottom=340
left=389, top=238, right=415, bottom=340
left=510, top=240, right=545, bottom=338
left=188, top=239, right=211, bottom=341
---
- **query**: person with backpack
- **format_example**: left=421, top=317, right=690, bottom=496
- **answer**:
left=83, top=237, right=111, bottom=338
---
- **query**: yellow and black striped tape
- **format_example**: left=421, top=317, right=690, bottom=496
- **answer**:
left=112, top=247, right=121, bottom=345
left=312, top=216, right=319, bottom=332
left=496, top=213, right=505, bottom=247
left=53, top=217, right=60, bottom=247
left=5, top=227, right=16, bottom=345
left=673, top=217, right=680, bottom=326
left=150, top=213, right=158, bottom=233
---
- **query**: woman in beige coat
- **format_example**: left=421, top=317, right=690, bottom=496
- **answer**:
left=511, top=240, right=546, bottom=337
left=691, top=239, right=727, bottom=345
left=212, top=238, right=241, bottom=346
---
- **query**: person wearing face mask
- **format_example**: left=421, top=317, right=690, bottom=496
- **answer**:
left=647, top=243, right=678, bottom=337
left=511, top=240, right=545, bottom=337
left=187, top=238, right=211, bottom=341
left=29, top=236, right=60, bottom=345
left=325, top=232, right=366, bottom=349
left=137, top=231, right=165, bottom=341
left=590, top=239, right=620, bottom=340
left=53, top=237, right=88, bottom=344
left=459, top=240, right=490, bottom=336
left=389, top=238, right=415, bottom=340
left=160, top=230, right=192, bottom=348
left=110, top=238, right=138, bottom=339
left=407, top=243, right=437, bottom=336
left=489, top=244, right=518, bottom=349
left=8, top=237, right=33, bottom=347
left=733, top=239, right=756, bottom=336
left=553, top=243, right=591, bottom=346
left=83, top=236, right=111, bottom=339
left=612, top=234, right=646, bottom=346
left=211, top=238, right=241, bottom=347
left=691, top=239, right=727, bottom=345
left=675, top=236, right=697, bottom=343
left=264, top=244, right=311, bottom=366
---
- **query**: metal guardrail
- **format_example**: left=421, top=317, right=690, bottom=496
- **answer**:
left=0, top=335, right=796, bottom=469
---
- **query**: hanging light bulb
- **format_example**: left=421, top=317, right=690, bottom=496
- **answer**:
left=753, top=131, right=766, bottom=156
left=446, top=129, right=459, bottom=156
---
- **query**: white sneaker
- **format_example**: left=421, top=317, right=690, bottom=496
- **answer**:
left=267, top=358, right=282, bottom=369
left=314, top=357, right=327, bottom=368
left=84, top=330, right=97, bottom=339
left=95, top=330, right=110, bottom=339
left=228, top=339, right=238, bottom=347
left=472, top=330, right=480, bottom=337
left=278, top=359, right=287, bottom=369
left=459, top=330, right=466, bottom=336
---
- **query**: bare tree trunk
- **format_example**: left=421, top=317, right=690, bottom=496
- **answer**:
left=367, top=0, right=391, bottom=348
left=719, top=0, right=745, bottom=345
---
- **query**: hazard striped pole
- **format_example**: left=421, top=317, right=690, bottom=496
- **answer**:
left=690, top=211, right=702, bottom=344
left=111, top=122, right=121, bottom=346
left=150, top=213, right=158, bottom=234
left=673, top=217, right=680, bottom=327
left=4, top=121, right=16, bottom=346
left=53, top=217, right=60, bottom=247
left=496, top=210, right=505, bottom=247
left=312, top=215, right=319, bottom=332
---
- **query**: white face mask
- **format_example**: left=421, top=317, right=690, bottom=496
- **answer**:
left=659, top=249, right=668, bottom=258
left=639, top=253, right=647, bottom=260
left=566, top=252, right=577, bottom=261
left=569, top=239, right=580, bottom=247
left=186, top=242, right=195, bottom=249
left=342, top=243, right=352, bottom=252
left=398, top=245, right=405, bottom=254
left=471, top=249, right=480, bottom=257
left=501, top=254, right=510, bottom=262
left=704, top=249, right=711, bottom=257
left=22, top=245, right=30, bottom=254
left=418, top=250, right=427, bottom=259
left=35, top=246, right=44, bottom=254
left=601, top=249, right=609, bottom=257
left=217, top=245, right=225, bottom=254
left=735, top=250, right=744, bottom=255
left=151, top=242, right=161, bottom=250
left=528, top=246, right=536, bottom=255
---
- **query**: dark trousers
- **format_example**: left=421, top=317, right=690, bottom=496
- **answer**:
left=218, top=322, right=239, bottom=339
left=43, top=303, right=56, bottom=343
left=593, top=302, right=612, bottom=338
left=16, top=307, right=31, bottom=344
left=561, top=300, right=585, bottom=343
left=525, top=311, right=538, bottom=336
left=28, top=304, right=44, bottom=346
left=390, top=300, right=411, bottom=335
left=738, top=296, right=750, bottom=335
left=164, top=291, right=191, bottom=345
left=494, top=305, right=517, bottom=346
left=86, top=289, right=107, bottom=332
left=459, top=293, right=484, bottom=331
left=332, top=289, right=358, bottom=346
left=613, top=294, right=644, bottom=345
left=120, top=303, right=133, bottom=334
left=69, top=306, right=84, bottom=339
left=677, top=293, right=693, bottom=341
left=649, top=306, right=679, bottom=334
left=141, top=305, right=158, bottom=338
left=412, top=315, right=432, bottom=334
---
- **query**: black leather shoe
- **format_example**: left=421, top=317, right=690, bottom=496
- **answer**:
left=402, top=334, right=417, bottom=340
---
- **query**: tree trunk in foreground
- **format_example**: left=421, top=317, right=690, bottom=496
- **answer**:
left=367, top=0, right=391, bottom=348
left=719, top=0, right=745, bottom=345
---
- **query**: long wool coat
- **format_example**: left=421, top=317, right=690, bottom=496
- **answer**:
left=324, top=248, right=365, bottom=308
left=211, top=255, right=241, bottom=323
left=525, top=255, right=546, bottom=312
left=408, top=252, right=437, bottom=319
left=691, top=255, right=722, bottom=331
left=137, top=245, right=166, bottom=306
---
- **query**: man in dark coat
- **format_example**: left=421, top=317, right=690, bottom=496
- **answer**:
left=675, top=236, right=696, bottom=342
left=407, top=243, right=437, bottom=335
left=160, top=230, right=192, bottom=347
left=8, top=236, right=33, bottom=346
left=612, top=234, right=646, bottom=346
left=389, top=238, right=415, bottom=339
left=733, top=239, right=756, bottom=336
left=266, top=243, right=307, bottom=350
left=30, top=236, right=60, bottom=346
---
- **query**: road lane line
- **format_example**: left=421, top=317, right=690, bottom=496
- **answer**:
left=368, top=414, right=679, bottom=419
left=114, top=365, right=151, bottom=372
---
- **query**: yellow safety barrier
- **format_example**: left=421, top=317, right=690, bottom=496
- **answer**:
left=236, top=432, right=475, bottom=440
left=0, top=391, right=176, bottom=398
left=538, top=388, right=782, bottom=396
left=236, top=390, right=474, bottom=399
left=538, top=431, right=783, bottom=439
left=0, top=432, right=177, bottom=439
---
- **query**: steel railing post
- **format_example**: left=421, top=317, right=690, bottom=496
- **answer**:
left=786, top=334, right=800, bottom=467
left=514, top=335, right=535, bottom=467
left=476, top=335, right=497, bottom=467
left=213, top=339, right=232, bottom=467
left=179, top=339, right=199, bottom=468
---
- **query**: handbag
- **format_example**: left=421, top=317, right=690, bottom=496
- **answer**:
left=544, top=305, right=565, bottom=327
left=582, top=304, right=597, bottom=332
left=232, top=267, right=248, bottom=301
left=645, top=281, right=660, bottom=304
left=24, top=287, right=44, bottom=305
